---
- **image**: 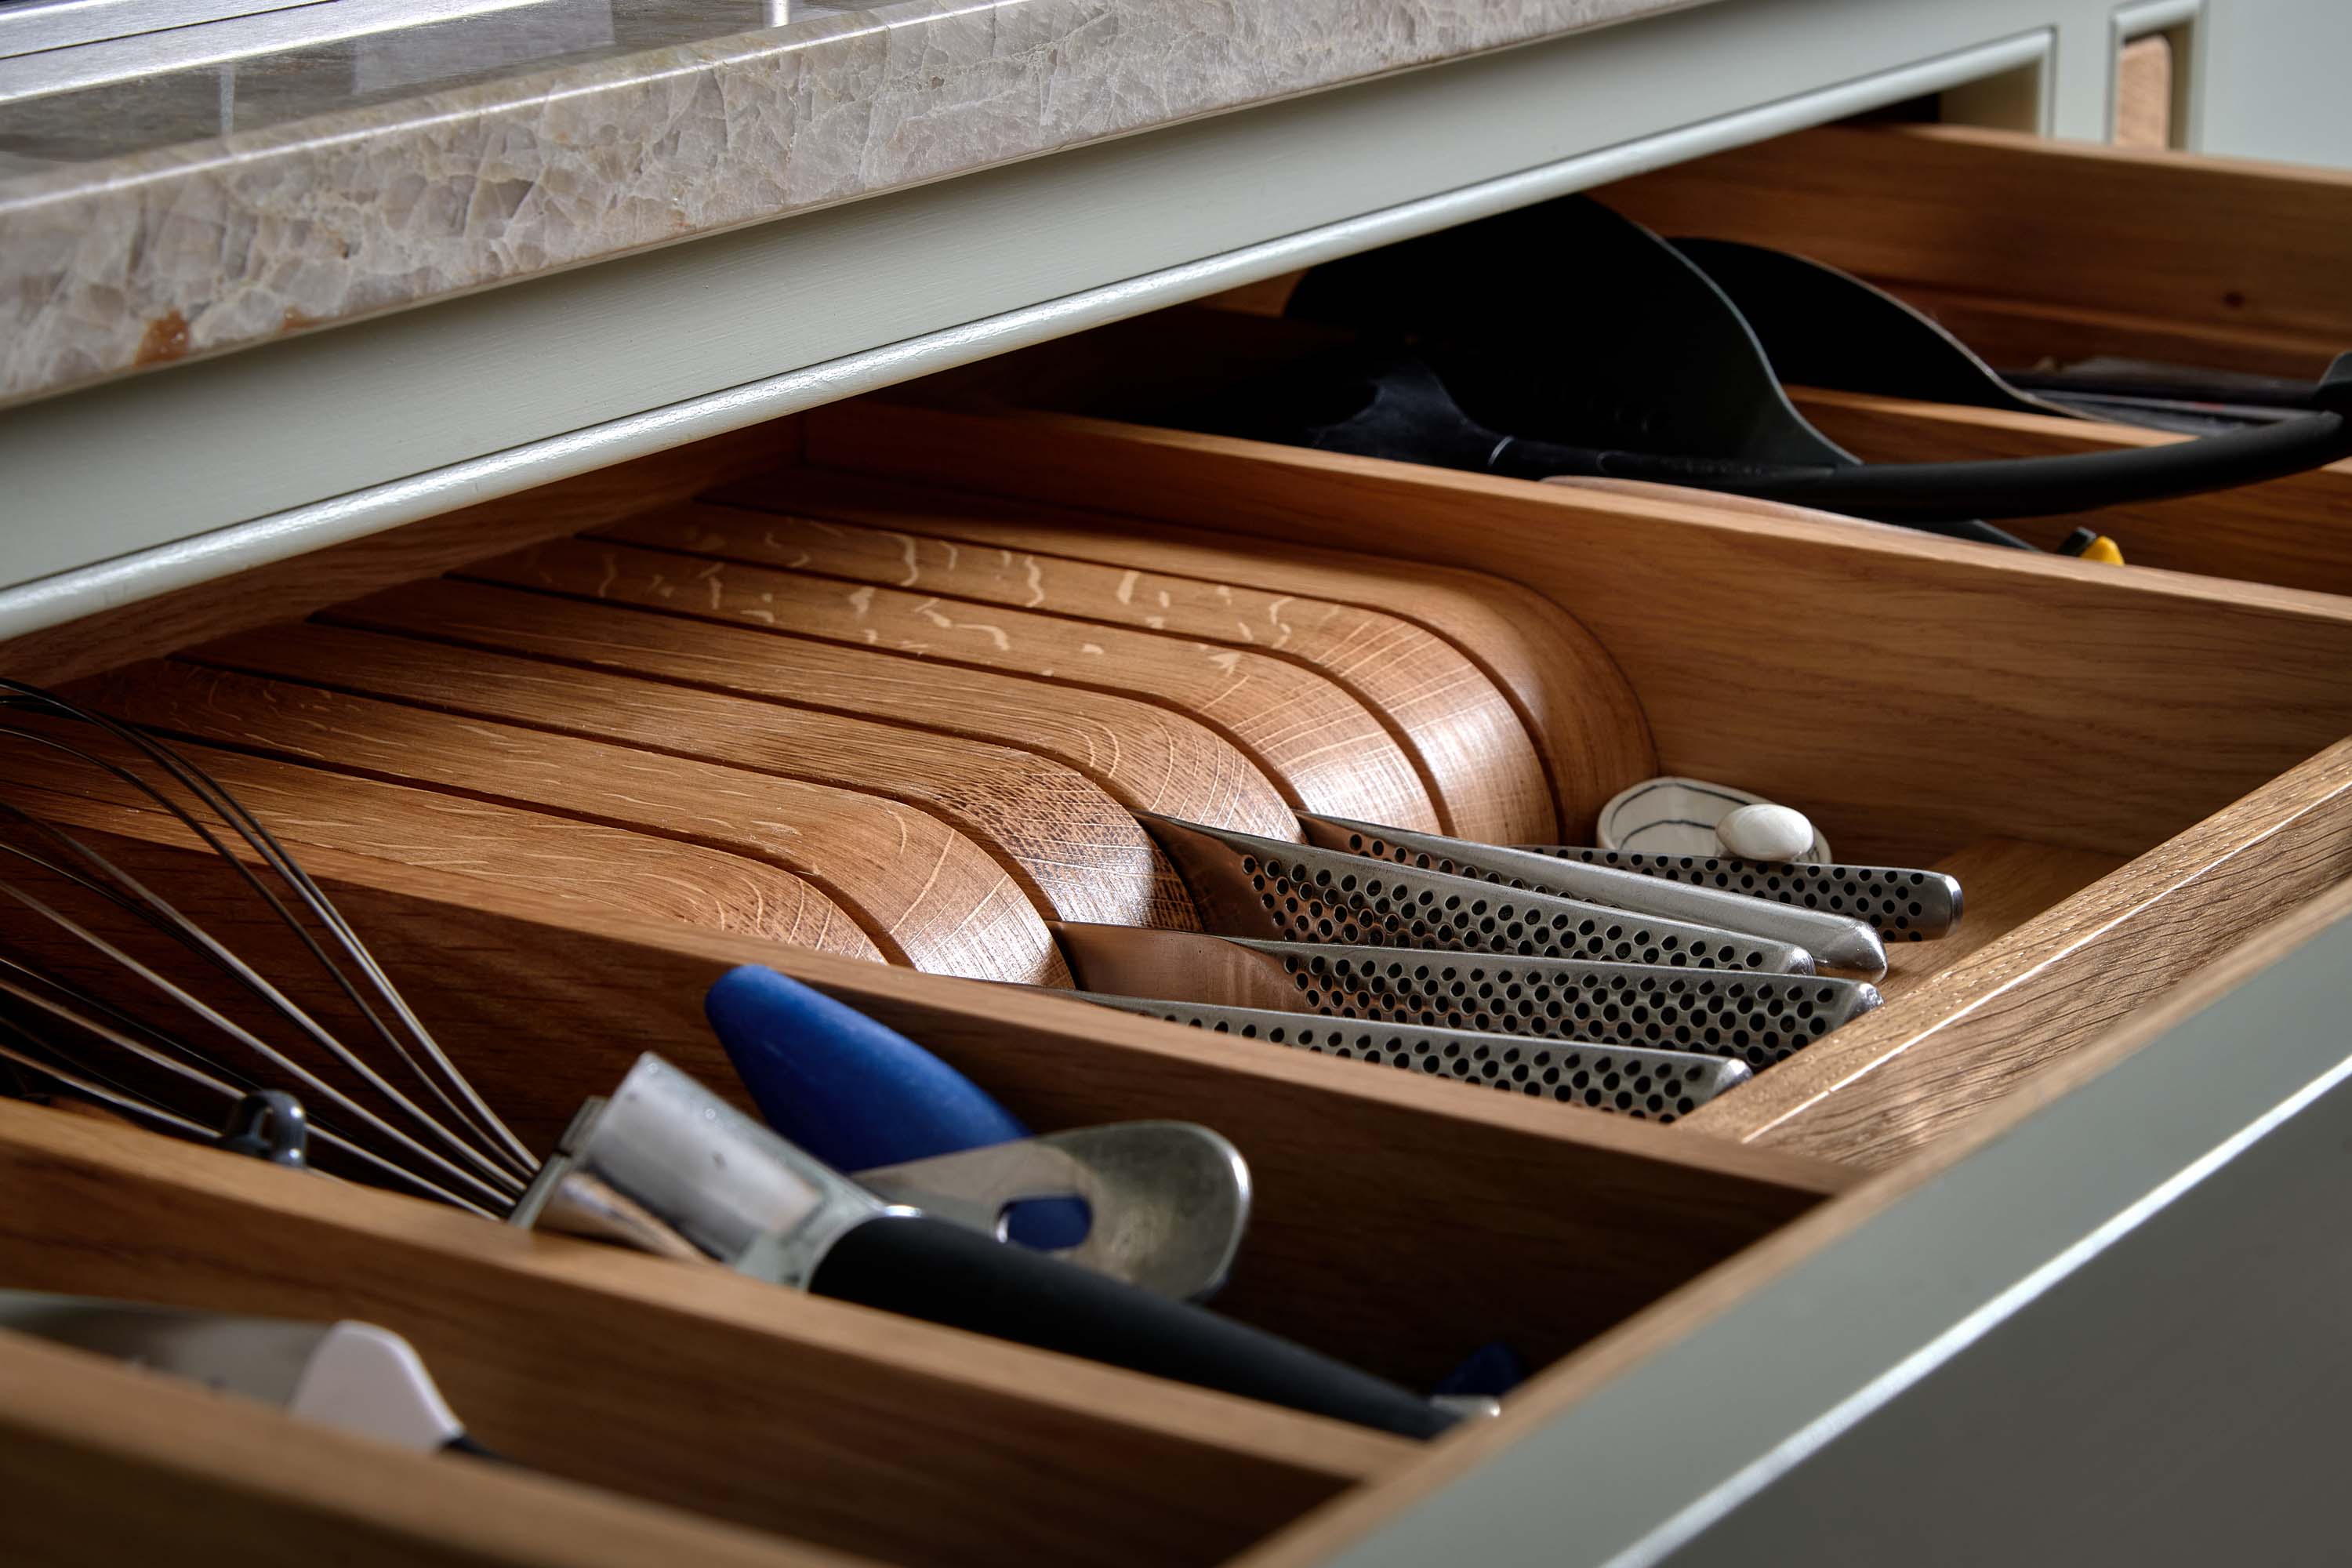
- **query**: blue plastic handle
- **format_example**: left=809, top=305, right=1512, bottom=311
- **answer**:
left=704, top=966, right=1086, bottom=1247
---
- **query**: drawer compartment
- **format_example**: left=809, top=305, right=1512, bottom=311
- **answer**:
left=7, top=185, right=2352, bottom=1562
left=1149, top=125, right=2352, bottom=598
left=0, top=828, right=1838, bottom=1566
left=1592, top=124, right=2352, bottom=594
left=796, top=390, right=2352, bottom=1169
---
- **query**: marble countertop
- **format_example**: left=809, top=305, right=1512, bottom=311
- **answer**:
left=0, top=0, right=1699, bottom=408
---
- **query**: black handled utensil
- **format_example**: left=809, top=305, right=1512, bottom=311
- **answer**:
left=517, top=1054, right=1457, bottom=1439
left=1267, top=196, right=2352, bottom=533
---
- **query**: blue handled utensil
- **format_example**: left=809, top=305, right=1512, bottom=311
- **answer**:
left=704, top=965, right=1087, bottom=1247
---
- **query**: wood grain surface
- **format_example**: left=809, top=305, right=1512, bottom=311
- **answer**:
left=61, top=662, right=1065, bottom=986
left=718, top=464, right=1653, bottom=841
left=1871, top=283, right=2339, bottom=383
left=459, top=534, right=1440, bottom=833
left=652, top=475, right=1554, bottom=841
left=0, top=822, right=1849, bottom=1390
left=1598, top=123, right=2352, bottom=354
left=0, top=1328, right=862, bottom=1568
left=837, top=311, right=1660, bottom=837
left=180, top=619, right=1196, bottom=931
left=848, top=404, right=2352, bottom=868
left=0, top=1103, right=1401, bottom=1568
left=0, top=420, right=794, bottom=689
left=2114, top=33, right=2173, bottom=150
left=325, top=577, right=1301, bottom=843
left=1682, top=740, right=2352, bottom=1165
left=0, top=730, right=884, bottom=964
left=1867, top=835, right=2124, bottom=1006
left=1791, top=387, right=2352, bottom=597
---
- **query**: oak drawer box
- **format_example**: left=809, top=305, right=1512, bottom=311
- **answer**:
left=6, top=125, right=2351, bottom=1568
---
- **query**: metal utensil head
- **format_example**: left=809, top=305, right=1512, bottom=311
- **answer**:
left=1511, top=845, right=1963, bottom=942
left=1300, top=814, right=1888, bottom=978
left=1074, top=992, right=1751, bottom=1122
left=855, top=1123, right=1250, bottom=1302
left=1138, top=815, right=1815, bottom=975
left=510, top=1054, right=888, bottom=1290
left=1052, top=926, right=1879, bottom=1069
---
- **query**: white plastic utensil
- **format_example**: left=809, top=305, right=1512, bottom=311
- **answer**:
left=1596, top=777, right=1831, bottom=863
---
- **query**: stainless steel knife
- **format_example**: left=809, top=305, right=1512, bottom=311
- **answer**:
left=1298, top=813, right=1893, bottom=977
left=1052, top=924, right=1882, bottom=1069
left=1510, top=843, right=1964, bottom=943
left=1138, top=814, right=1820, bottom=975
left=1069, top=989, right=1752, bottom=1121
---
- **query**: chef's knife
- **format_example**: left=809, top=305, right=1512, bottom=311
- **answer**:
left=1052, top=925, right=1882, bottom=1069
left=1298, top=813, right=1889, bottom=976
left=1139, top=814, right=1818, bottom=975
left=1071, top=990, right=1751, bottom=1121
left=1511, top=844, right=1963, bottom=943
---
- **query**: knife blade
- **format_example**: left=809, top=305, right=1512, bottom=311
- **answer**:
left=1051, top=924, right=1882, bottom=1068
left=1140, top=814, right=1818, bottom=975
left=1070, top=990, right=1751, bottom=1120
left=1298, top=813, right=1889, bottom=976
left=1511, top=844, right=1963, bottom=942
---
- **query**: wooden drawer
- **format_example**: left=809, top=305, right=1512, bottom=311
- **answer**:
left=1172, top=125, right=2352, bottom=600
left=1592, top=124, right=2352, bottom=596
left=6, top=128, right=2352, bottom=1568
left=795, top=396, right=2352, bottom=1167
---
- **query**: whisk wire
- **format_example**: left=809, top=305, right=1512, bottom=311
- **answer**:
left=0, top=1020, right=501, bottom=1219
left=0, top=805, right=524, bottom=1194
left=0, top=695, right=535, bottom=1177
left=0, top=679, right=539, bottom=1215
left=0, top=953, right=498, bottom=1207
left=1, top=869, right=517, bottom=1210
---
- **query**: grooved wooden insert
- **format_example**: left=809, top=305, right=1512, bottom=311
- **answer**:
left=327, top=577, right=1303, bottom=844
left=0, top=731, right=884, bottom=963
left=710, top=467, right=1645, bottom=839
left=460, top=535, right=1440, bottom=833
left=616, top=486, right=1553, bottom=843
left=179, top=619, right=1197, bottom=931
left=63, top=661, right=1066, bottom=986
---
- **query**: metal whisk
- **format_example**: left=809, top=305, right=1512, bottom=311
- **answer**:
left=0, top=678, right=537, bottom=1217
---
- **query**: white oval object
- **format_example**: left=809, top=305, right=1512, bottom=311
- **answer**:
left=1715, top=802, right=1815, bottom=863
left=1595, top=777, right=1832, bottom=863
